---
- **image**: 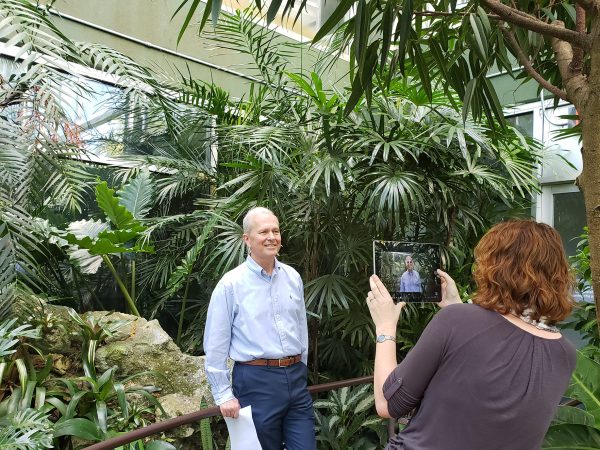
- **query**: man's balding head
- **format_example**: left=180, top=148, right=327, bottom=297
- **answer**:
left=243, top=207, right=277, bottom=234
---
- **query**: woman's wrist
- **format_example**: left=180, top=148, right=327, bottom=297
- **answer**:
left=376, top=326, right=397, bottom=336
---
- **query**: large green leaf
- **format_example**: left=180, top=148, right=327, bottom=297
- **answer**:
left=117, top=171, right=155, bottom=219
left=553, top=405, right=596, bottom=427
left=96, top=181, right=144, bottom=231
left=566, top=351, right=600, bottom=426
left=53, top=418, right=102, bottom=441
left=542, top=423, right=600, bottom=449
left=66, top=220, right=110, bottom=240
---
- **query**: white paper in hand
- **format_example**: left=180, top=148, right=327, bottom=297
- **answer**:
left=224, top=405, right=262, bottom=450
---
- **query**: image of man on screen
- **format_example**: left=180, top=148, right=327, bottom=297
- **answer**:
left=398, top=255, right=422, bottom=293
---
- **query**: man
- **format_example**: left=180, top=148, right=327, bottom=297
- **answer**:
left=398, top=255, right=421, bottom=293
left=204, top=207, right=315, bottom=450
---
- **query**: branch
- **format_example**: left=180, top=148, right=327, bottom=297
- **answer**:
left=481, top=0, right=591, bottom=51
left=414, top=11, right=455, bottom=17
left=570, top=5, right=586, bottom=72
left=500, top=26, right=568, bottom=101
left=551, top=22, right=589, bottom=109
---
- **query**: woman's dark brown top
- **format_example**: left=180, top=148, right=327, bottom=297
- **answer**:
left=384, top=303, right=576, bottom=450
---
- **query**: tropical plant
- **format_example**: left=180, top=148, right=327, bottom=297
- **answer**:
left=49, top=309, right=167, bottom=447
left=100, top=8, right=539, bottom=380
left=565, top=227, right=599, bottom=351
left=543, top=349, right=600, bottom=449
left=0, top=408, right=54, bottom=449
left=197, top=396, right=232, bottom=450
left=174, top=0, right=600, bottom=336
left=0, top=319, right=55, bottom=449
left=115, top=440, right=177, bottom=450
left=0, top=0, right=203, bottom=321
left=0, top=310, right=170, bottom=449
left=314, top=384, right=386, bottom=449
left=572, top=227, right=592, bottom=298
left=50, top=179, right=156, bottom=316
left=2, top=0, right=540, bottom=385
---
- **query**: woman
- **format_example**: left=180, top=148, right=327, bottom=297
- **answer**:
left=367, top=220, right=576, bottom=450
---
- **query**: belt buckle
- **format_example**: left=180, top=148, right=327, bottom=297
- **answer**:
left=278, top=358, right=286, bottom=367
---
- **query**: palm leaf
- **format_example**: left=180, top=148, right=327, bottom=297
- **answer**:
left=304, top=274, right=360, bottom=316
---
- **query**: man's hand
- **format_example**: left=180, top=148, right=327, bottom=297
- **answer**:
left=436, top=269, right=462, bottom=308
left=219, top=398, right=241, bottom=419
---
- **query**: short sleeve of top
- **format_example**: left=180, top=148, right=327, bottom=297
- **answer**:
left=383, top=305, right=457, bottom=418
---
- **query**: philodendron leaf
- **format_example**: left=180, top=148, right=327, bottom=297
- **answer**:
left=552, top=405, right=595, bottom=427
left=96, top=181, right=138, bottom=230
left=66, top=219, right=110, bottom=240
left=117, top=170, right=155, bottom=219
left=542, top=423, right=600, bottom=449
left=97, top=229, right=146, bottom=246
left=88, top=239, right=154, bottom=255
left=64, top=233, right=94, bottom=249
left=88, top=239, right=132, bottom=255
left=565, top=351, right=600, bottom=425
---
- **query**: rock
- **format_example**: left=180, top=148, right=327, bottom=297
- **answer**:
left=91, top=312, right=211, bottom=399
left=157, top=391, right=210, bottom=439
left=27, top=299, right=218, bottom=449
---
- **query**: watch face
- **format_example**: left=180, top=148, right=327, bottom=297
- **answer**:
left=377, top=335, right=394, bottom=343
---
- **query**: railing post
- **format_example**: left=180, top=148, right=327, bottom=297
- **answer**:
left=387, top=418, right=397, bottom=439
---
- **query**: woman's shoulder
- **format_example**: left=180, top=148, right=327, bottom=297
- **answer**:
left=435, top=302, right=496, bottom=322
left=423, top=303, right=498, bottom=338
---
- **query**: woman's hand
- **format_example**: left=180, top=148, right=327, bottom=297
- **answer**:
left=366, top=275, right=405, bottom=334
left=436, top=269, right=462, bottom=308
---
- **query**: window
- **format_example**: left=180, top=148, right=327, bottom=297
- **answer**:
left=553, top=191, right=586, bottom=258
left=0, top=49, right=216, bottom=172
left=506, top=112, right=533, bottom=137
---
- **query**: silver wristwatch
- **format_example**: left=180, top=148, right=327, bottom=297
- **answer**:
left=376, top=334, right=396, bottom=343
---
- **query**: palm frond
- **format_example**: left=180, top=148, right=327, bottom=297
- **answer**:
left=365, top=166, right=428, bottom=227
left=202, top=8, right=292, bottom=86
left=0, top=408, right=53, bottom=450
left=0, top=207, right=49, bottom=321
left=305, top=274, right=360, bottom=316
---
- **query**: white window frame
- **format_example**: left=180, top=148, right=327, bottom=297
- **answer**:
left=537, top=183, right=580, bottom=227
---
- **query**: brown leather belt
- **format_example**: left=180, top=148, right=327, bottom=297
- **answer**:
left=239, top=355, right=302, bottom=367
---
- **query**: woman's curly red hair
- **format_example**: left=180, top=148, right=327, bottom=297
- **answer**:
left=472, top=220, right=575, bottom=323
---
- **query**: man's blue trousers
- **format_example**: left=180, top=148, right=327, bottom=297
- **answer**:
left=232, top=362, right=316, bottom=450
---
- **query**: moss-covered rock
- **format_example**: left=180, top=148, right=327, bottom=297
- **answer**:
left=91, top=313, right=209, bottom=398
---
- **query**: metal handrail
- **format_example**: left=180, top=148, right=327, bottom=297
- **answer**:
left=84, top=375, right=374, bottom=450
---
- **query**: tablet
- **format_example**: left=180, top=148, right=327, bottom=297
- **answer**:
left=372, top=240, right=442, bottom=303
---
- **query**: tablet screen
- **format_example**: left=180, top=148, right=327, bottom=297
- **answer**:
left=373, top=240, right=442, bottom=303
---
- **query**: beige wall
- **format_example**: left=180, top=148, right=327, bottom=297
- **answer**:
left=42, top=0, right=349, bottom=97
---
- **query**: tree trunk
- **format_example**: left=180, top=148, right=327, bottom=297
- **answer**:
left=551, top=16, right=599, bottom=334
left=578, top=103, right=600, bottom=336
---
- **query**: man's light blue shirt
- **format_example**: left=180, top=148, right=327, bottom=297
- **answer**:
left=204, top=256, right=308, bottom=405
left=399, top=270, right=421, bottom=293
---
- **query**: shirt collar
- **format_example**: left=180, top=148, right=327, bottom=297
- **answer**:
left=246, top=255, right=281, bottom=277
